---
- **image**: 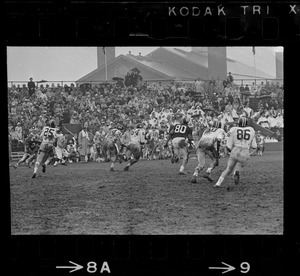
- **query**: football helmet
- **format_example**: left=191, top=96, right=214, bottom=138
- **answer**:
left=182, top=117, right=190, bottom=125
left=238, top=117, right=248, bottom=127
left=49, top=119, right=56, bottom=128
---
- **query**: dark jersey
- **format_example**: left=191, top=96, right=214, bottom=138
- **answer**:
left=169, top=124, right=193, bottom=139
left=27, top=140, right=41, bottom=154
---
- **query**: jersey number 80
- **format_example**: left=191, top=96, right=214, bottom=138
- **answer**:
left=174, top=125, right=187, bottom=134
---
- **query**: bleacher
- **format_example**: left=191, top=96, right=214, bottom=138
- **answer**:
left=11, top=152, right=25, bottom=160
left=10, top=140, right=25, bottom=161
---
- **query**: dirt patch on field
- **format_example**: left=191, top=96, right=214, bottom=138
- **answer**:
left=10, top=150, right=283, bottom=235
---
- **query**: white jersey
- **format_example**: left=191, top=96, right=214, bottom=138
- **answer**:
left=255, top=134, right=266, bottom=146
left=199, top=127, right=225, bottom=148
left=130, top=128, right=146, bottom=144
left=56, top=133, right=65, bottom=148
left=122, top=130, right=131, bottom=145
left=66, top=144, right=76, bottom=153
left=40, top=126, right=57, bottom=144
left=227, top=126, right=257, bottom=150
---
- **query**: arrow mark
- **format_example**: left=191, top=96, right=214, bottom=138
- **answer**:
left=56, top=261, right=83, bottom=273
left=209, top=262, right=236, bottom=274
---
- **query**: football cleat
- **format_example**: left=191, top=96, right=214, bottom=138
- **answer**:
left=179, top=171, right=186, bottom=175
left=213, top=184, right=221, bottom=188
left=110, top=167, right=115, bottom=171
left=13, top=164, right=18, bottom=169
left=32, top=173, right=36, bottom=179
left=234, top=171, right=240, bottom=185
left=190, top=176, right=197, bottom=183
left=124, top=165, right=129, bottom=171
left=203, top=173, right=213, bottom=182
left=61, top=162, right=67, bottom=166
left=42, top=164, right=46, bottom=173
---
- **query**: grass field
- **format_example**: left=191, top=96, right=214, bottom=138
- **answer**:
left=10, top=145, right=283, bottom=235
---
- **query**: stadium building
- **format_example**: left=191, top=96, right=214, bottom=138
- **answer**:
left=76, top=46, right=283, bottom=84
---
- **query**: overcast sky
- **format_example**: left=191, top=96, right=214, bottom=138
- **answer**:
left=6, top=46, right=282, bottom=83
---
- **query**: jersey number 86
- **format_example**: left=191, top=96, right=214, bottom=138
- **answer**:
left=237, top=129, right=250, bottom=140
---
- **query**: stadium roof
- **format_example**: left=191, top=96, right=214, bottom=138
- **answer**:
left=127, top=52, right=201, bottom=80
left=76, top=54, right=175, bottom=83
left=145, top=47, right=209, bottom=79
left=77, top=47, right=278, bottom=83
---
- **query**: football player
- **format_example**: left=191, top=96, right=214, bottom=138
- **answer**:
left=123, top=123, right=146, bottom=171
left=158, top=131, right=170, bottom=159
left=26, top=130, right=43, bottom=166
left=103, top=124, right=124, bottom=171
left=53, top=128, right=68, bottom=166
left=120, top=124, right=132, bottom=159
left=255, top=130, right=266, bottom=156
left=214, top=117, right=257, bottom=189
left=219, top=133, right=229, bottom=158
left=190, top=119, right=225, bottom=183
left=13, top=131, right=41, bottom=169
left=32, top=120, right=57, bottom=178
left=146, top=125, right=160, bottom=160
left=164, top=117, right=194, bottom=175
left=66, top=138, right=79, bottom=163
left=92, top=131, right=102, bottom=162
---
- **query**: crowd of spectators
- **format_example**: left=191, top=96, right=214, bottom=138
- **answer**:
left=8, top=77, right=284, bottom=151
